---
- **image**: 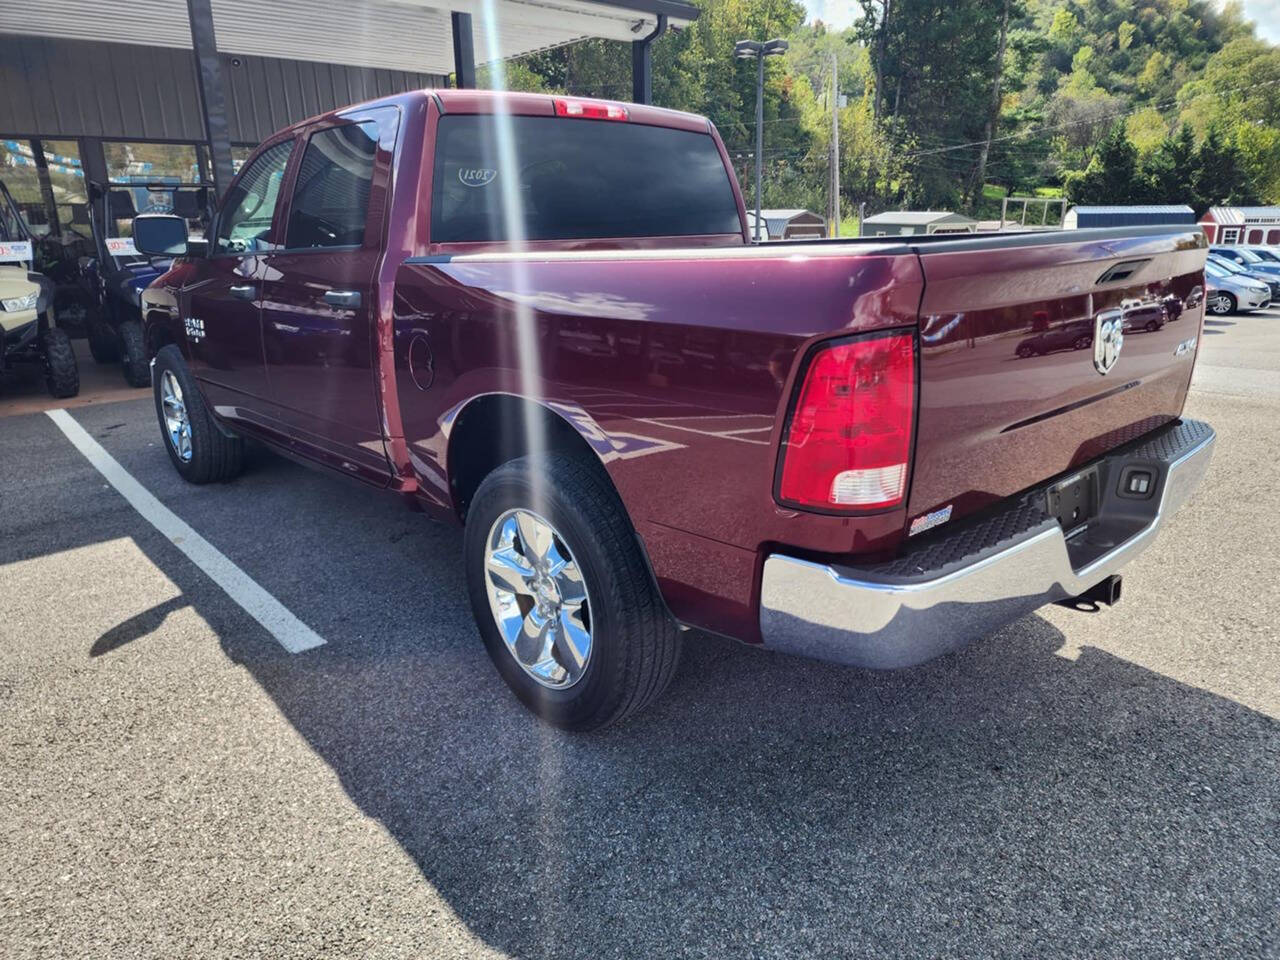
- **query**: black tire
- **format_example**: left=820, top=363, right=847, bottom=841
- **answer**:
left=1146, top=319, right=1161, bottom=332
left=1209, top=293, right=1236, bottom=316
left=1072, top=335, right=1092, bottom=350
left=41, top=327, right=80, bottom=399
left=119, top=319, right=149, bottom=387
left=87, top=319, right=120, bottom=364
left=464, top=453, right=682, bottom=731
left=1015, top=344, right=1035, bottom=358
left=152, top=344, right=245, bottom=483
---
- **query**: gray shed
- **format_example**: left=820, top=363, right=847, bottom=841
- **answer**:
left=747, top=209, right=827, bottom=241
left=860, top=211, right=977, bottom=237
left=1064, top=205, right=1195, bottom=229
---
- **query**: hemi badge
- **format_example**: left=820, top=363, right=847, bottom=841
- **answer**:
left=909, top=504, right=953, bottom=537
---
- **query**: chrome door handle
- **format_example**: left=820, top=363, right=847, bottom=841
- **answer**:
left=323, top=289, right=362, bottom=308
left=229, top=284, right=256, bottom=300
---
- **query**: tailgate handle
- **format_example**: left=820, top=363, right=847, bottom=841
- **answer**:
left=323, top=289, right=361, bottom=308
left=229, top=284, right=255, bottom=301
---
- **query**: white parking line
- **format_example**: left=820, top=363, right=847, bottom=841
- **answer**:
left=45, top=408, right=326, bottom=654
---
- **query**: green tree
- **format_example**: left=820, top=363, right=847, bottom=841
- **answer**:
left=1065, top=122, right=1141, bottom=203
left=1192, top=124, right=1257, bottom=208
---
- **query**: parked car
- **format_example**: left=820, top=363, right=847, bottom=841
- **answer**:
left=134, top=90, right=1215, bottom=730
left=1210, top=245, right=1280, bottom=279
left=0, top=178, right=78, bottom=398
left=1241, top=246, right=1280, bottom=265
left=1208, top=253, right=1280, bottom=302
left=1121, top=301, right=1168, bottom=333
left=1204, top=260, right=1271, bottom=314
left=81, top=180, right=209, bottom=386
left=1015, top=318, right=1093, bottom=357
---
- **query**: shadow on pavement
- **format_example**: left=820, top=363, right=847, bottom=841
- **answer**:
left=91, top=596, right=190, bottom=657
left=10, top=405, right=1276, bottom=957
left=212, top=565, right=1277, bottom=956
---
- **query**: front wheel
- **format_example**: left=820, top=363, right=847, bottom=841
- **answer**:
left=120, top=319, right=149, bottom=387
left=87, top=319, right=120, bottom=364
left=463, top=453, right=682, bottom=731
left=1208, top=292, right=1236, bottom=316
left=152, top=345, right=244, bottom=483
left=1072, top=335, right=1092, bottom=350
left=42, top=327, right=80, bottom=399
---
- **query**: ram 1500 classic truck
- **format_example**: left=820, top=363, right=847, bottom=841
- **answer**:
left=134, top=89, right=1215, bottom=730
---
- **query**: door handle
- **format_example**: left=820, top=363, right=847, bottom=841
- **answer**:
left=323, top=289, right=362, bottom=308
left=229, top=284, right=256, bottom=301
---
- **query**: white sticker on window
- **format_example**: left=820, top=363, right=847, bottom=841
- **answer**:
left=0, top=240, right=33, bottom=263
left=105, top=236, right=139, bottom=256
left=458, top=168, right=497, bottom=188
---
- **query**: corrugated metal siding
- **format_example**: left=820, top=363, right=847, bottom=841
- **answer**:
left=0, top=35, right=441, bottom=142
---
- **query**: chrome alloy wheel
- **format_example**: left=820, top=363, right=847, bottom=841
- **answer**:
left=1208, top=293, right=1233, bottom=315
left=483, top=508, right=593, bottom=689
left=160, top=370, right=193, bottom=462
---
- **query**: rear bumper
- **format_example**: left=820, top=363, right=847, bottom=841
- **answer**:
left=759, top=419, right=1215, bottom=669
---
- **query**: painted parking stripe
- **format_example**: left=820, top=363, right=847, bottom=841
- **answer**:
left=45, top=408, right=325, bottom=654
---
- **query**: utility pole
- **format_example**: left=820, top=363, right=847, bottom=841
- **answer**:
left=829, top=55, right=840, bottom=238
left=735, top=38, right=788, bottom=242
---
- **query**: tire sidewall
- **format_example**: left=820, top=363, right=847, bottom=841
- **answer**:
left=120, top=319, right=149, bottom=386
left=463, top=457, right=629, bottom=728
left=152, top=345, right=214, bottom=480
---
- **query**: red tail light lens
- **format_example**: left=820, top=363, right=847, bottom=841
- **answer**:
left=778, top=333, right=915, bottom=511
left=553, top=98, right=629, bottom=121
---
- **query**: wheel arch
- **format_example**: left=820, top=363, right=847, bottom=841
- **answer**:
left=444, top=392, right=621, bottom=523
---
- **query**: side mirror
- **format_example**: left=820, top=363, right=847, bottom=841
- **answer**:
left=133, top=214, right=191, bottom=256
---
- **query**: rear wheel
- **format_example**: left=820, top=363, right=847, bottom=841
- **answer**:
left=1208, top=292, right=1236, bottom=316
left=463, top=453, right=681, bottom=731
left=1072, top=334, right=1092, bottom=350
left=87, top=319, right=119, bottom=364
left=41, top=327, right=80, bottom=399
left=1015, top=344, right=1035, bottom=358
left=119, top=319, right=149, bottom=387
left=152, top=344, right=244, bottom=483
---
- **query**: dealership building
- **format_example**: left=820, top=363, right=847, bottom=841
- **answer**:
left=0, top=0, right=695, bottom=263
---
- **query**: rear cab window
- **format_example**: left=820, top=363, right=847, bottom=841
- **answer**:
left=430, top=115, right=742, bottom=244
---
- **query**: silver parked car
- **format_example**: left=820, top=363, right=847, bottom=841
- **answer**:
left=1204, top=260, right=1272, bottom=315
left=1208, top=253, right=1280, bottom=301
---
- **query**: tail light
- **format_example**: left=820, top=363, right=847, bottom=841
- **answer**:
left=777, top=332, right=915, bottom=511
left=553, top=98, right=629, bottom=121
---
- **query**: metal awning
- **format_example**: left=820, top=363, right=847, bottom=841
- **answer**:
left=0, top=0, right=697, bottom=75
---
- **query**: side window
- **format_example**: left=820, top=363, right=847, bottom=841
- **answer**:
left=284, top=122, right=379, bottom=250
left=214, top=140, right=293, bottom=255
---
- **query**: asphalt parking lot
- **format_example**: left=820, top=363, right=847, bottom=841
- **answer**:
left=2, top=309, right=1278, bottom=959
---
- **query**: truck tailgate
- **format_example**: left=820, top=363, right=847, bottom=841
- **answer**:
left=908, top=227, right=1207, bottom=524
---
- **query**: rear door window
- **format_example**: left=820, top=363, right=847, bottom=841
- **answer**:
left=431, top=115, right=742, bottom=243
left=285, top=122, right=379, bottom=249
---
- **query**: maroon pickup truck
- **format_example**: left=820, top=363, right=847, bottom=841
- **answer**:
left=134, top=89, right=1215, bottom=730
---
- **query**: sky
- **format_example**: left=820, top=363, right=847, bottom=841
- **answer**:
left=800, top=0, right=1280, bottom=44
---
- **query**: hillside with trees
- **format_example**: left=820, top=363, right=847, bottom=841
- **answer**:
left=481, top=0, right=1280, bottom=219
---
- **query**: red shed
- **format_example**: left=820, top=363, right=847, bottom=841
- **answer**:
left=1199, top=206, right=1280, bottom=246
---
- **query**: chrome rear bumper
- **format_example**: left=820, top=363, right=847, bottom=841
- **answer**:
left=759, top=419, right=1215, bottom=669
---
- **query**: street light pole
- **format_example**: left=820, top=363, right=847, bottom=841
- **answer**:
left=755, top=52, right=764, bottom=241
left=735, top=38, right=788, bottom=243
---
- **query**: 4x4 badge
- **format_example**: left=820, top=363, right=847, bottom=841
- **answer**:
left=1093, top=308, right=1124, bottom=375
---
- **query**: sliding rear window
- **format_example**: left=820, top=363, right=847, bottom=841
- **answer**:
left=431, top=114, right=741, bottom=243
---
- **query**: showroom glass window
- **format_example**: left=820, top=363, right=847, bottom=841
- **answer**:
left=430, top=115, right=742, bottom=243
left=0, top=138, right=89, bottom=244
left=213, top=141, right=293, bottom=255
left=284, top=122, right=379, bottom=249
